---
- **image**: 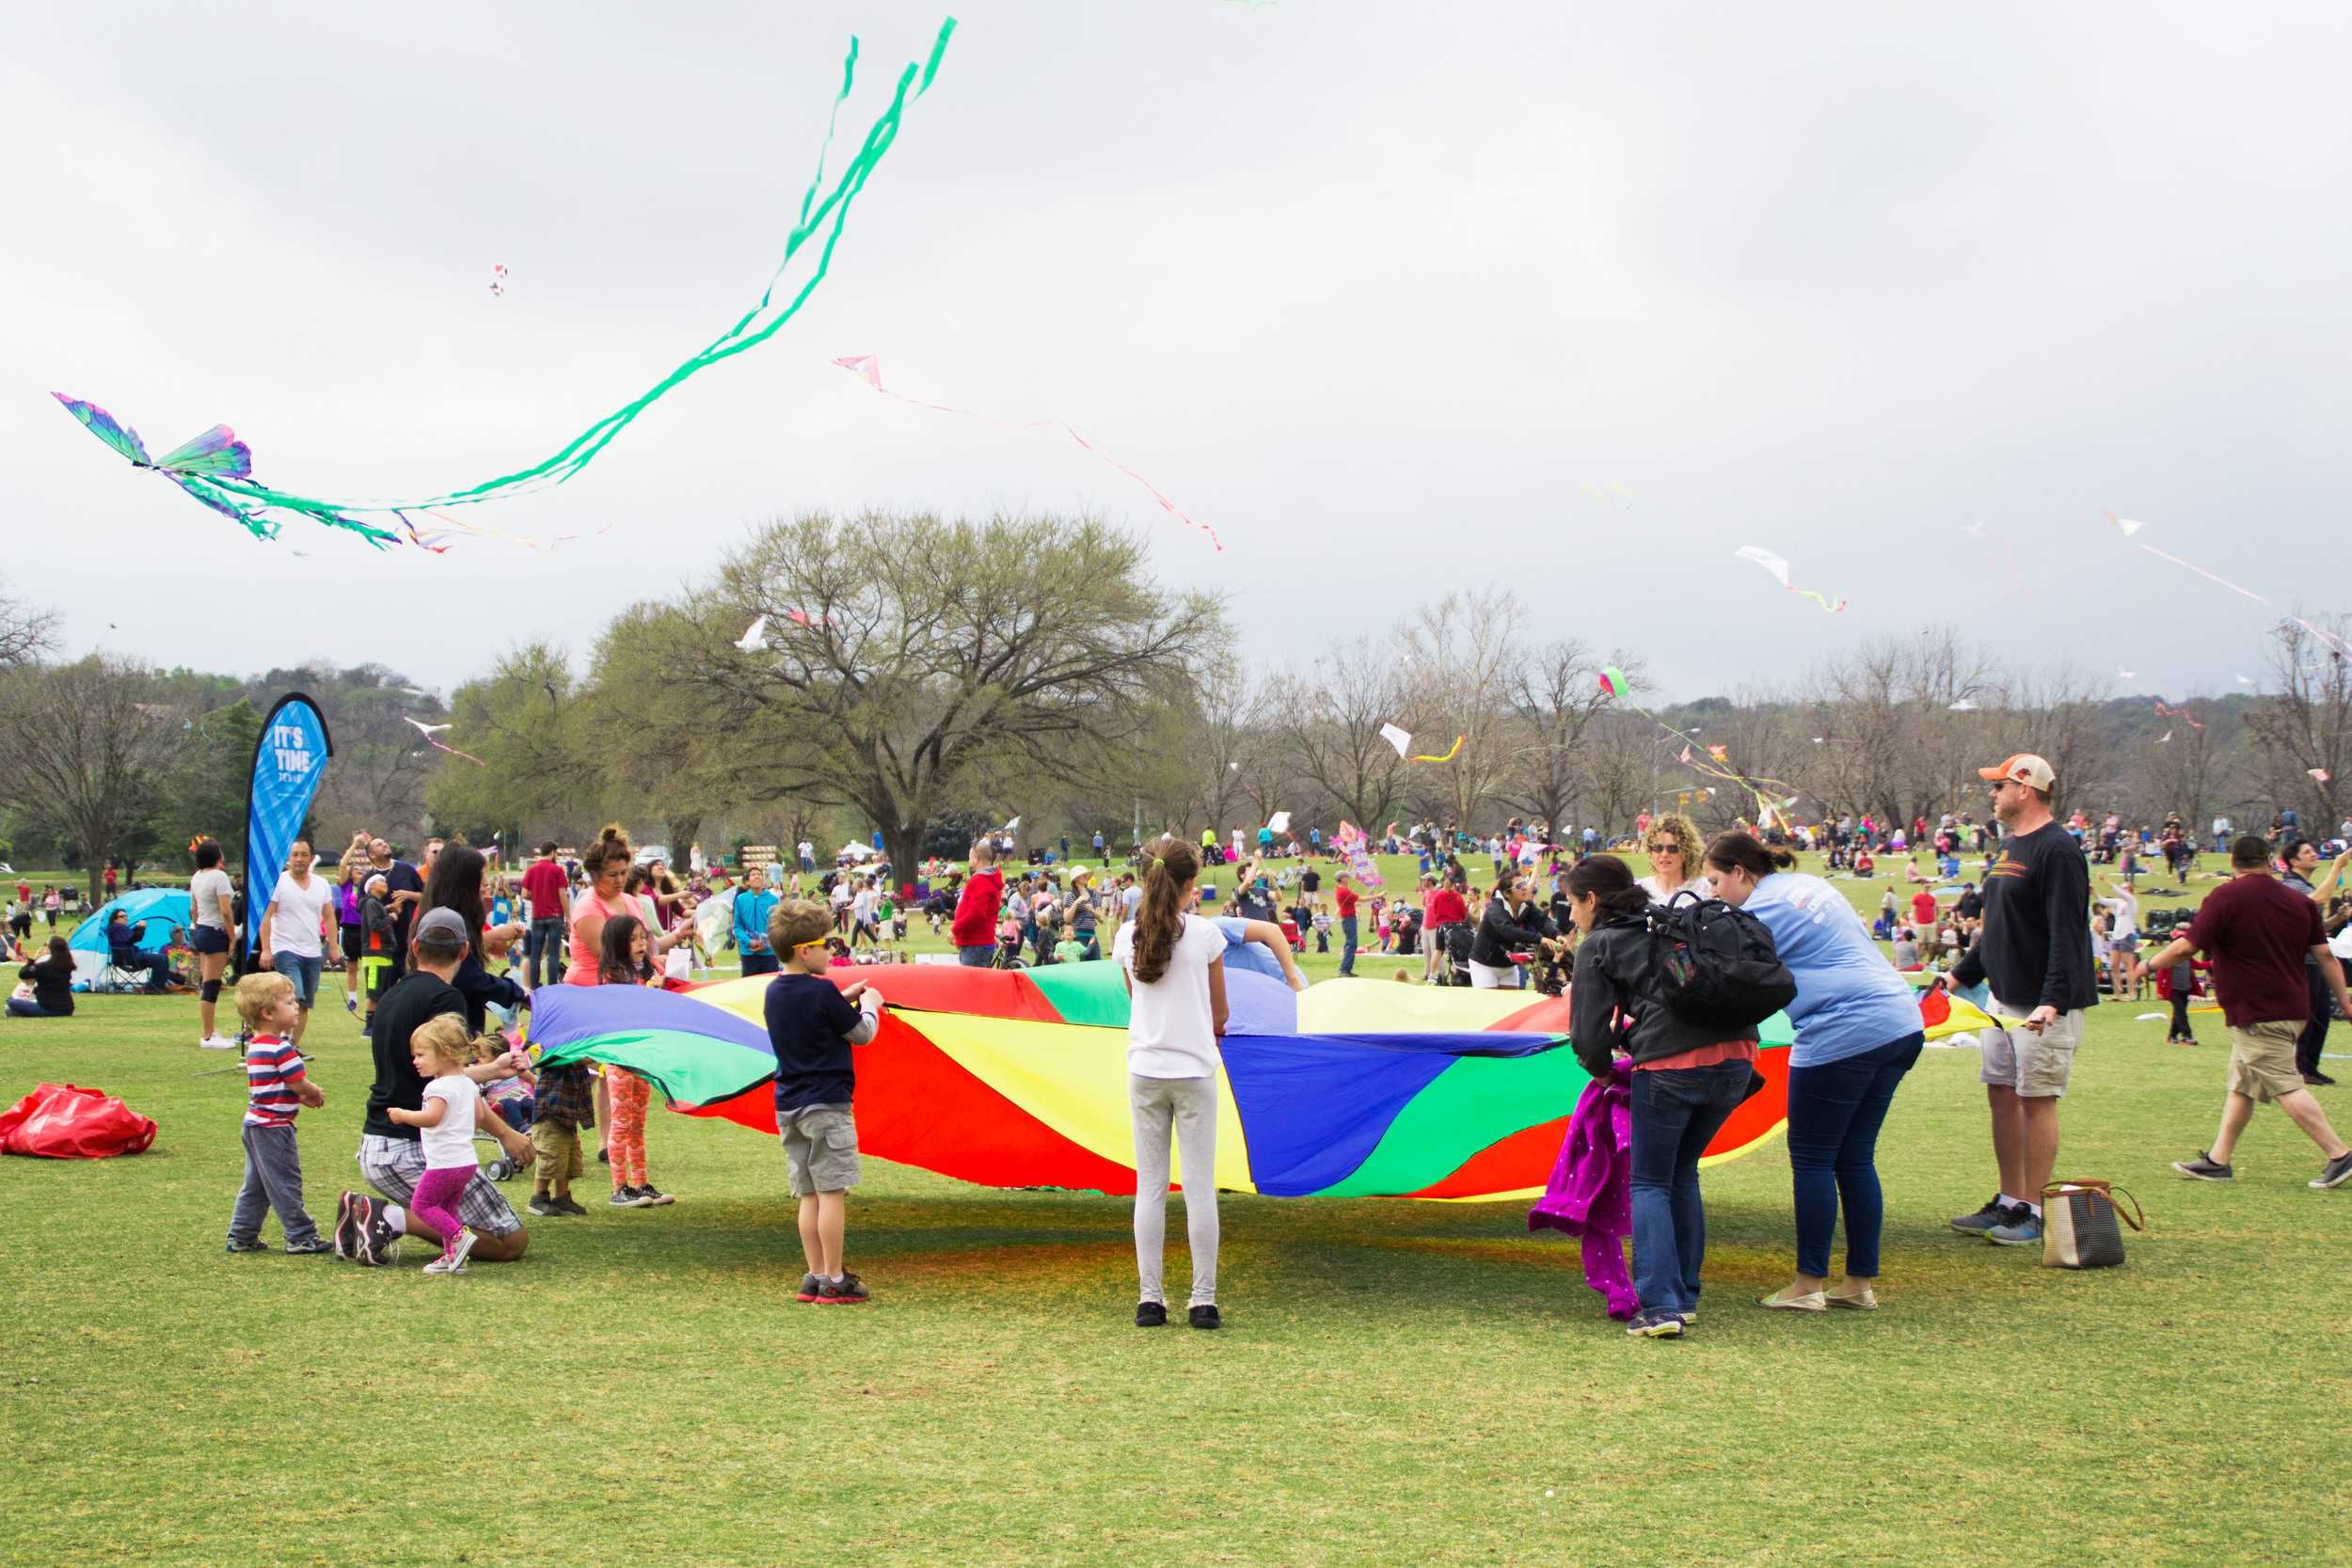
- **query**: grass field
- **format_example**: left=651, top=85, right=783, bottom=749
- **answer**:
left=6, top=850, right=2349, bottom=1567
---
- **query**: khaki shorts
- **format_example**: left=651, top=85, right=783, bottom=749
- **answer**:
left=780, top=1104, right=860, bottom=1196
left=2226, top=1019, right=2305, bottom=1104
left=531, top=1120, right=583, bottom=1187
left=1979, top=1001, right=2085, bottom=1099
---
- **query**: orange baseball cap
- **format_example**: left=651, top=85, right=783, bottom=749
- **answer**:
left=1977, top=752, right=2056, bottom=791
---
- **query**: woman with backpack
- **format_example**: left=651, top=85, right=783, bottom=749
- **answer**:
left=1564, top=855, right=1763, bottom=1338
left=1702, top=830, right=1925, bottom=1313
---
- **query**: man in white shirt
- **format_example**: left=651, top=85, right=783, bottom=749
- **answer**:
left=257, top=840, right=337, bottom=1046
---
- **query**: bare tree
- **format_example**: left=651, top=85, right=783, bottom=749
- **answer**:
left=0, top=576, right=57, bottom=670
left=2248, top=615, right=2352, bottom=830
left=0, top=657, right=178, bottom=901
left=1266, top=637, right=1412, bottom=832
left=1400, top=590, right=1523, bottom=829
left=1500, top=639, right=1634, bottom=834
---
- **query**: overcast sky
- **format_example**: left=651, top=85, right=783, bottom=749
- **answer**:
left=9, top=1, right=2348, bottom=706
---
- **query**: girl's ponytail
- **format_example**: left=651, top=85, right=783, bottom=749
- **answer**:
left=1131, top=835, right=1200, bottom=985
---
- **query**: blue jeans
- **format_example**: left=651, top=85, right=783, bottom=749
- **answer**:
left=1339, top=916, right=1359, bottom=976
left=1785, top=1032, right=1924, bottom=1278
left=526, top=917, right=566, bottom=989
left=1627, top=1060, right=1753, bottom=1316
left=270, top=951, right=323, bottom=1007
left=958, top=944, right=997, bottom=967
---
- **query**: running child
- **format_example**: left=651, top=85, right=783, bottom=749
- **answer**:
left=764, top=898, right=884, bottom=1305
left=382, top=1015, right=485, bottom=1275
left=224, top=972, right=330, bottom=1255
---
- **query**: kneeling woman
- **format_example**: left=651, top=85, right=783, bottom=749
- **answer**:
left=1565, top=855, right=1761, bottom=1338
left=9, top=937, right=77, bottom=1018
left=1703, top=830, right=1924, bottom=1312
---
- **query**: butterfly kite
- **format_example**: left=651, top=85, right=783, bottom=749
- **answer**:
left=1734, top=546, right=1847, bottom=613
left=53, top=21, right=958, bottom=551
left=404, top=717, right=486, bottom=767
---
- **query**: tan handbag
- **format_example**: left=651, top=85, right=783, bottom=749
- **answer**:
left=2041, top=1179, right=2145, bottom=1268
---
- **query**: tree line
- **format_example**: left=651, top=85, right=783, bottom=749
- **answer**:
left=2, top=519, right=2344, bottom=900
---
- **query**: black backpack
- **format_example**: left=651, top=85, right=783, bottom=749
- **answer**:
left=1643, top=891, right=1797, bottom=1030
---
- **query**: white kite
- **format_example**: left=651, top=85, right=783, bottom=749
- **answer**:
left=1733, top=546, right=1846, bottom=613
left=1948, top=699, right=1979, bottom=713
left=735, top=616, right=769, bottom=653
left=2106, top=513, right=2147, bottom=537
left=2157, top=731, right=2172, bottom=744
left=1266, top=811, right=1292, bottom=835
left=1378, top=722, right=1412, bottom=760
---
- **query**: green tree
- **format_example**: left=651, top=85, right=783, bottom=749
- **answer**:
left=635, top=511, right=1226, bottom=877
left=426, top=643, right=604, bottom=846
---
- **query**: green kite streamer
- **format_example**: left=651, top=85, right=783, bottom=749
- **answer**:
left=56, top=20, right=956, bottom=549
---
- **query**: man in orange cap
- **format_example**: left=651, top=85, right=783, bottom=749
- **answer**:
left=1948, top=752, right=2098, bottom=1247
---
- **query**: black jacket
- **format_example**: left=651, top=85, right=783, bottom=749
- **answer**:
left=1470, top=895, right=1556, bottom=970
left=18, top=956, right=74, bottom=1015
left=1567, top=917, right=1737, bottom=1076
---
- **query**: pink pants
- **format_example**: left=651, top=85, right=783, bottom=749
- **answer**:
left=606, top=1069, right=649, bottom=1189
left=410, top=1164, right=473, bottom=1261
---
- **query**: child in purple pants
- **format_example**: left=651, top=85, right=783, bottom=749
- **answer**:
left=385, top=1016, right=484, bottom=1275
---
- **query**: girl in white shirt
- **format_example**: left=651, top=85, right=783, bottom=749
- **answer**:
left=384, top=1015, right=483, bottom=1275
left=1111, top=836, right=1230, bottom=1330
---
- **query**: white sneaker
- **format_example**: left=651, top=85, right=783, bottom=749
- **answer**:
left=422, top=1255, right=468, bottom=1275
left=445, top=1227, right=478, bottom=1271
left=199, top=1035, right=237, bottom=1050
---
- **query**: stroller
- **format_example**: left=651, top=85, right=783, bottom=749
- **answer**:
left=477, top=1041, right=536, bottom=1181
left=1434, top=921, right=1476, bottom=987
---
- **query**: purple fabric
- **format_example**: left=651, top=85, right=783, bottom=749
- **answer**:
left=1526, top=1068, right=1636, bottom=1321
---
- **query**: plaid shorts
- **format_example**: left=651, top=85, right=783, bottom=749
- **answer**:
left=357, top=1133, right=521, bottom=1237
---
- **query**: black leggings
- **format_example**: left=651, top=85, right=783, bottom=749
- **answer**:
left=2170, top=990, right=2193, bottom=1038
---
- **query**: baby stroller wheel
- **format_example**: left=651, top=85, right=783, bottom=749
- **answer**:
left=485, top=1157, right=516, bottom=1181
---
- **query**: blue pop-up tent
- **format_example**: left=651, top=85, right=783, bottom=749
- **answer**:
left=66, top=888, right=189, bottom=986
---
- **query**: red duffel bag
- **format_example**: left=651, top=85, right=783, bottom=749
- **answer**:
left=0, top=1083, right=158, bottom=1159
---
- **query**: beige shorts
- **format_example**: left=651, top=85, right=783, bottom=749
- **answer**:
left=2226, top=1020, right=2305, bottom=1104
left=779, top=1104, right=860, bottom=1196
left=1979, top=1001, right=2085, bottom=1098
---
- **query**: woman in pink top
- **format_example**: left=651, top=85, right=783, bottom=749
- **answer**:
left=565, top=828, right=636, bottom=987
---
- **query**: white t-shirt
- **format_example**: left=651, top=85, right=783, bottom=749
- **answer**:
left=189, top=867, right=235, bottom=931
left=1112, top=912, right=1229, bottom=1080
left=1637, top=873, right=1714, bottom=904
left=2100, top=892, right=2137, bottom=940
left=419, top=1072, right=479, bottom=1170
left=266, top=871, right=330, bottom=958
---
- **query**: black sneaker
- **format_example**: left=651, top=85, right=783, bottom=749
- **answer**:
left=2304, top=1071, right=2338, bottom=1087
left=284, top=1237, right=334, bottom=1255
left=596, top=1146, right=611, bottom=1164
left=527, top=1194, right=561, bottom=1217
left=1625, top=1308, right=1686, bottom=1338
left=1188, top=1305, right=1221, bottom=1330
left=817, top=1272, right=869, bottom=1305
left=358, top=1198, right=396, bottom=1267
left=636, top=1184, right=675, bottom=1207
left=2312, top=1149, right=2352, bottom=1190
left=224, top=1237, right=268, bottom=1254
left=610, top=1186, right=653, bottom=1209
left=554, top=1195, right=589, bottom=1217
left=1135, top=1301, right=1168, bottom=1328
left=798, top=1273, right=825, bottom=1304
left=1949, top=1196, right=2012, bottom=1235
left=333, top=1191, right=363, bottom=1259
left=2172, top=1151, right=2233, bottom=1181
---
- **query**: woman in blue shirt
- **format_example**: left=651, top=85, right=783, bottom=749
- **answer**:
left=1705, top=831, right=1925, bottom=1313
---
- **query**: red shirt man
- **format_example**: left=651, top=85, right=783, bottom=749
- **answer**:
left=521, top=852, right=570, bottom=924
left=1334, top=883, right=1359, bottom=920
left=1911, top=890, right=1938, bottom=929
left=1426, top=884, right=1469, bottom=929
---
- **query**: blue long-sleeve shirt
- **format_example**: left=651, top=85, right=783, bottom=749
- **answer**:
left=733, top=888, right=779, bottom=954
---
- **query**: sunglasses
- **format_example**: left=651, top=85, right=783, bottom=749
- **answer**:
left=1647, top=841, right=1680, bottom=854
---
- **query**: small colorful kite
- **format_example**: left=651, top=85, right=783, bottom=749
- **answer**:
left=489, top=262, right=509, bottom=299
left=1597, top=664, right=1629, bottom=699
left=2312, top=768, right=2333, bottom=784
left=1734, top=546, right=1846, bottom=613
left=53, top=22, right=957, bottom=550
left=830, top=355, right=1223, bottom=552
left=404, top=716, right=485, bottom=767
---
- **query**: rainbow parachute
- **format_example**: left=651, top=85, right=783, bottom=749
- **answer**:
left=531, top=962, right=1809, bottom=1199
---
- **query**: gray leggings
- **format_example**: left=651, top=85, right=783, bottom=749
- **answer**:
left=1129, top=1074, right=1219, bottom=1307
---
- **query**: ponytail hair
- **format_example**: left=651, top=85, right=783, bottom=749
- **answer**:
left=1130, top=834, right=1200, bottom=986
left=1563, top=853, right=1651, bottom=923
left=1703, top=829, right=1796, bottom=880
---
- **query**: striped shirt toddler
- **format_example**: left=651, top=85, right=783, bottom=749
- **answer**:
left=244, top=1036, right=310, bottom=1128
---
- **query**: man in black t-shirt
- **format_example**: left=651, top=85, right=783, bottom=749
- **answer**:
left=335, top=909, right=534, bottom=1266
left=1298, top=864, right=1322, bottom=918
left=1950, top=752, right=2098, bottom=1247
